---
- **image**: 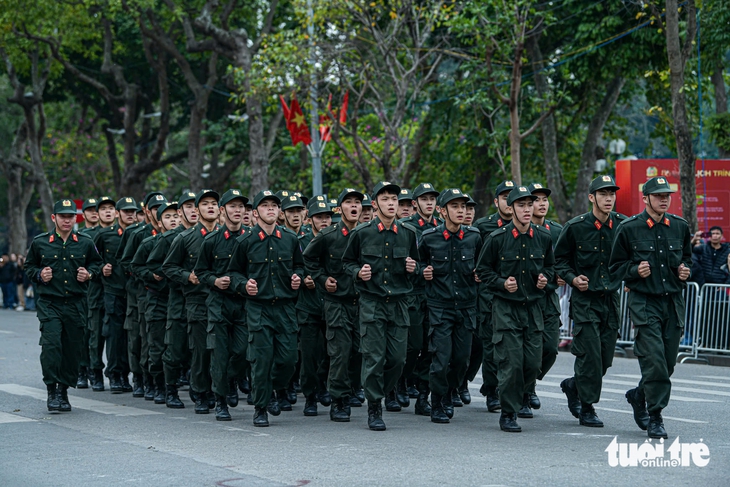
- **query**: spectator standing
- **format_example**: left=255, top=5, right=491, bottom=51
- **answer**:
left=0, top=254, right=19, bottom=309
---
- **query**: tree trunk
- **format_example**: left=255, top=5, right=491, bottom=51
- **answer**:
left=188, top=94, right=209, bottom=192
left=665, top=0, right=697, bottom=231
left=572, top=76, right=625, bottom=216
left=526, top=34, right=569, bottom=222
left=0, top=123, right=34, bottom=254
left=711, top=64, right=729, bottom=158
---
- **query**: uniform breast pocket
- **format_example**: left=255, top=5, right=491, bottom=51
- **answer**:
left=499, top=254, right=520, bottom=278
left=667, top=239, right=684, bottom=267
left=528, top=251, right=545, bottom=276
left=276, top=251, right=294, bottom=275
left=632, top=240, right=656, bottom=262
left=576, top=240, right=599, bottom=268
left=247, top=254, right=269, bottom=278
left=362, top=247, right=382, bottom=273
left=459, top=250, right=475, bottom=275
left=69, top=252, right=87, bottom=270
left=430, top=251, right=450, bottom=276
left=392, top=247, right=409, bottom=274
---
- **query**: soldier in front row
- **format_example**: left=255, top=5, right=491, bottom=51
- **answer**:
left=25, top=200, right=103, bottom=412
left=609, top=176, right=692, bottom=439
left=476, top=186, right=555, bottom=433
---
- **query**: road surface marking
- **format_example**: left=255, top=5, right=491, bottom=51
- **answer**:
left=0, top=411, right=35, bottom=424
left=594, top=407, right=708, bottom=424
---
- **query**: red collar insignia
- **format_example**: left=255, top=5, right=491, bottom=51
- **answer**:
left=117, top=227, right=123, bottom=236
left=663, top=217, right=670, bottom=226
left=512, top=228, right=519, bottom=239
left=392, top=224, right=398, bottom=234
left=377, top=222, right=385, bottom=232
left=529, top=228, right=534, bottom=238
left=609, top=219, right=613, bottom=229
left=341, top=226, right=349, bottom=237
left=545, top=223, right=550, bottom=231
left=49, top=235, right=55, bottom=243
left=72, top=234, right=78, bottom=242
left=258, top=230, right=266, bottom=241
left=443, top=230, right=450, bottom=240
left=594, top=220, right=602, bottom=230
left=418, top=218, right=425, bottom=227
left=275, top=229, right=282, bottom=238
left=224, top=230, right=230, bottom=240
left=458, top=229, right=464, bottom=240
left=200, top=227, right=207, bottom=237
left=151, top=229, right=157, bottom=236
left=646, top=218, right=655, bottom=229
left=498, top=219, right=504, bottom=228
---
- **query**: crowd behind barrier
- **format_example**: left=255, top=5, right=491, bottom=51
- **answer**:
left=558, top=282, right=730, bottom=362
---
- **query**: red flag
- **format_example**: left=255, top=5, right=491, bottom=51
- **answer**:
left=319, top=114, right=332, bottom=142
left=339, top=91, right=349, bottom=125
left=280, top=94, right=312, bottom=146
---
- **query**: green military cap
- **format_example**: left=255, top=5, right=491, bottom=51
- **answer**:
left=195, top=188, right=219, bottom=206
left=147, top=193, right=168, bottom=210
left=413, top=182, right=439, bottom=199
left=398, top=188, right=413, bottom=202
left=82, top=198, right=98, bottom=212
left=156, top=201, right=178, bottom=220
left=308, top=198, right=334, bottom=217
left=589, top=174, right=620, bottom=193
left=372, top=181, right=401, bottom=199
left=464, top=193, right=476, bottom=207
left=642, top=176, right=674, bottom=195
left=361, top=193, right=372, bottom=208
left=178, top=191, right=197, bottom=206
left=275, top=190, right=291, bottom=202
left=95, top=196, right=116, bottom=210
left=527, top=182, right=551, bottom=197
left=252, top=189, right=281, bottom=209
left=116, top=196, right=138, bottom=211
left=293, top=191, right=309, bottom=206
left=281, top=194, right=305, bottom=211
left=309, top=194, right=328, bottom=206
left=495, top=180, right=516, bottom=195
left=136, top=201, right=145, bottom=213
left=143, top=191, right=165, bottom=207
left=219, top=189, right=249, bottom=207
left=436, top=188, right=450, bottom=207
left=337, top=188, right=364, bottom=206
left=329, top=197, right=342, bottom=222
left=507, top=185, right=537, bottom=206
left=53, top=199, right=77, bottom=215
left=440, top=188, right=469, bottom=206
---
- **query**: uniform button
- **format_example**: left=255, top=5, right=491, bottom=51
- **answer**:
left=661, top=264, right=664, bottom=267
left=384, top=281, right=387, bottom=284
left=386, top=243, right=389, bottom=246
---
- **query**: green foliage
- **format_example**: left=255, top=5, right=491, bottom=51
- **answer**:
left=706, top=112, right=730, bottom=153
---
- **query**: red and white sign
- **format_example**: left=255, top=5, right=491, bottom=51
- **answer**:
left=615, top=158, right=730, bottom=231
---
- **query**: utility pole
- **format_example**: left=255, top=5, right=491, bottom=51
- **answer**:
left=307, top=0, right=322, bottom=195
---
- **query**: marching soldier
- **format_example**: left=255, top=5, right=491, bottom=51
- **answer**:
left=466, top=180, right=516, bottom=412
left=342, top=181, right=420, bottom=431
left=25, top=200, right=103, bottom=412
left=77, top=198, right=100, bottom=388
left=359, top=193, right=373, bottom=224
left=296, top=197, right=333, bottom=417
left=521, top=183, right=564, bottom=418
left=94, top=197, right=138, bottom=393
left=131, top=201, right=180, bottom=404
left=147, top=191, right=198, bottom=409
left=397, top=189, right=414, bottom=219
left=194, top=189, right=250, bottom=421
left=554, top=175, right=624, bottom=427
left=464, top=194, right=476, bottom=227
left=303, top=188, right=365, bottom=422
left=610, top=176, right=692, bottom=439
left=418, top=189, right=482, bottom=423
left=398, top=182, right=441, bottom=414
left=228, top=190, right=304, bottom=427
left=476, top=186, right=555, bottom=433
left=163, top=189, right=220, bottom=414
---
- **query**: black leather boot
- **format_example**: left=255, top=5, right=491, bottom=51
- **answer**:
left=215, top=395, right=232, bottom=421
left=206, top=391, right=216, bottom=410
left=348, top=395, right=362, bottom=407
left=109, top=373, right=123, bottom=394
left=442, top=391, right=454, bottom=419
left=91, top=369, right=105, bottom=392
left=485, top=386, right=501, bottom=412
left=253, top=407, right=269, bottom=427
left=121, top=374, right=133, bottom=393
left=303, top=393, right=318, bottom=416
left=165, top=385, right=185, bottom=409
left=560, top=377, right=581, bottom=418
left=330, top=397, right=350, bottom=422
left=385, top=389, right=402, bottom=412
left=77, top=367, right=89, bottom=389
left=625, top=387, right=649, bottom=431
left=194, top=392, right=209, bottom=414
left=458, top=380, right=471, bottom=405
left=430, top=394, right=449, bottom=423
left=367, top=400, right=386, bottom=431
left=579, top=403, right=604, bottom=427
left=238, top=377, right=251, bottom=394
left=57, top=384, right=72, bottom=412
left=142, top=374, right=153, bottom=400
left=153, top=375, right=166, bottom=404
left=451, top=388, right=463, bottom=408
left=648, top=411, right=668, bottom=439
left=317, top=389, right=332, bottom=407
left=517, top=393, right=533, bottom=419
left=395, top=378, right=410, bottom=407
left=46, top=384, right=60, bottom=412
left=499, top=412, right=521, bottom=432
left=267, top=392, right=281, bottom=416
left=226, top=379, right=239, bottom=408
left=286, top=382, right=298, bottom=405
left=276, top=389, right=293, bottom=411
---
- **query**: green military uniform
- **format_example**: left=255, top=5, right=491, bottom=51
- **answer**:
left=476, top=186, right=555, bottom=432
left=194, top=190, right=250, bottom=420
left=163, top=189, right=220, bottom=411
left=554, top=176, right=625, bottom=426
left=295, top=198, right=333, bottom=416
left=398, top=182, right=440, bottom=412
left=147, top=192, right=194, bottom=408
left=94, top=197, right=137, bottom=391
left=342, top=181, right=420, bottom=431
left=303, top=189, right=364, bottom=421
left=119, top=192, right=166, bottom=397
left=609, top=176, right=692, bottom=438
left=25, top=200, right=103, bottom=411
left=228, top=190, right=304, bottom=427
left=79, top=198, right=107, bottom=391
left=75, top=198, right=100, bottom=389
left=468, top=180, right=515, bottom=408
left=418, top=189, right=482, bottom=423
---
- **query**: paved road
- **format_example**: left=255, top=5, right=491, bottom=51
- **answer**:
left=0, top=308, right=728, bottom=486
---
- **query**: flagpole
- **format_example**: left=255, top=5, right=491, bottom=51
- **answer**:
left=307, top=0, right=322, bottom=196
